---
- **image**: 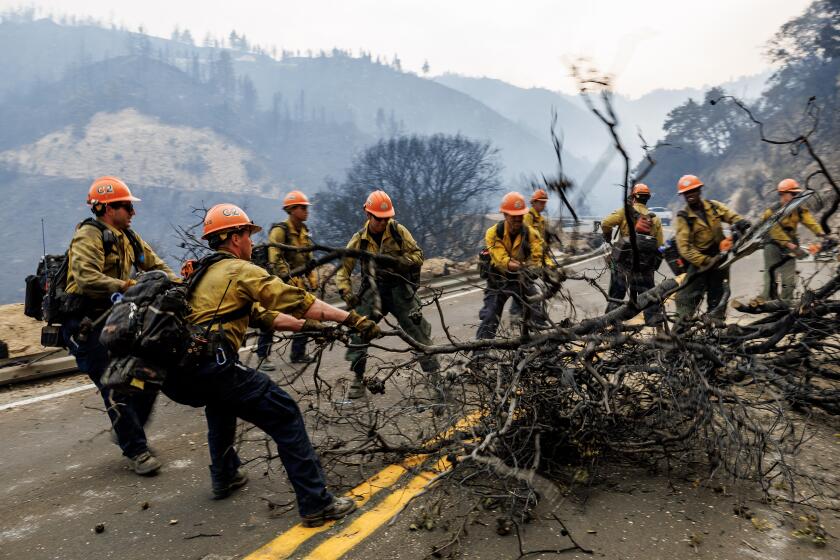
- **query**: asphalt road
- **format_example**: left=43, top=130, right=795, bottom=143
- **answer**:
left=1, top=252, right=838, bottom=560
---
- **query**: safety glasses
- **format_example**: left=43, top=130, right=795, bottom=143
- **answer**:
left=110, top=202, right=135, bottom=212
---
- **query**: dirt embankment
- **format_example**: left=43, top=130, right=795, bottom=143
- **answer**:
left=0, top=304, right=44, bottom=357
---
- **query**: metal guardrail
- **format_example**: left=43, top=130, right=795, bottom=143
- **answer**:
left=0, top=251, right=602, bottom=388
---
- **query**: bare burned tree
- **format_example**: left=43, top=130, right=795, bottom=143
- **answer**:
left=313, top=133, right=502, bottom=259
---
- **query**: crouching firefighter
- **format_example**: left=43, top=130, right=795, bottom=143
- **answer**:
left=757, top=178, right=828, bottom=304
left=63, top=176, right=176, bottom=475
left=335, top=190, right=440, bottom=400
left=256, top=190, right=319, bottom=370
left=601, top=183, right=665, bottom=326
left=674, top=175, right=750, bottom=324
left=475, top=192, right=548, bottom=352
left=161, top=203, right=378, bottom=526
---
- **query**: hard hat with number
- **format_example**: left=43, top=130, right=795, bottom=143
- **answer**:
left=87, top=176, right=141, bottom=205
left=202, top=203, right=263, bottom=239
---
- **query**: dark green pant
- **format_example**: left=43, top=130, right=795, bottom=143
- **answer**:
left=346, top=283, right=439, bottom=376
left=675, top=265, right=729, bottom=320
left=761, top=243, right=796, bottom=303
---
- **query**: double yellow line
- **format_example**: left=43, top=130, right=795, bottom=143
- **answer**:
left=245, top=412, right=481, bottom=560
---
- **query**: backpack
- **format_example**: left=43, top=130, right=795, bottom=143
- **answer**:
left=358, top=220, right=421, bottom=284
left=611, top=234, right=662, bottom=271
left=99, top=252, right=248, bottom=393
left=610, top=208, right=661, bottom=271
left=24, top=218, right=145, bottom=324
left=478, top=221, right=531, bottom=279
left=251, top=222, right=291, bottom=273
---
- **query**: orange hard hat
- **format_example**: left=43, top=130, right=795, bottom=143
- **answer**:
left=364, top=190, right=395, bottom=218
left=677, top=175, right=703, bottom=194
left=631, top=183, right=651, bottom=196
left=500, top=192, right=528, bottom=216
left=531, top=189, right=549, bottom=202
left=87, top=176, right=141, bottom=206
left=283, top=190, right=311, bottom=208
left=777, top=178, right=802, bottom=193
left=202, top=203, right=263, bottom=240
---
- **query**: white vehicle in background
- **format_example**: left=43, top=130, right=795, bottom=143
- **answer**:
left=649, top=206, right=673, bottom=226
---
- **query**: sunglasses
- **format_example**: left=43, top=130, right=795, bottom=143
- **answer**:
left=110, top=202, right=134, bottom=212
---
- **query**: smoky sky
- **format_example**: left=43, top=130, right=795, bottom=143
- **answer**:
left=1, top=0, right=813, bottom=96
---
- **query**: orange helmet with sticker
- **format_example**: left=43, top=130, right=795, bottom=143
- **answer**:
left=87, top=176, right=141, bottom=206
left=677, top=175, right=703, bottom=194
left=202, top=203, right=263, bottom=239
left=364, top=190, right=395, bottom=218
left=283, top=190, right=311, bottom=208
left=500, top=192, right=528, bottom=216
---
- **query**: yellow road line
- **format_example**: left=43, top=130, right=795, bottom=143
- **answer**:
left=245, top=411, right=482, bottom=559
left=303, top=457, right=452, bottom=560
left=245, top=455, right=427, bottom=560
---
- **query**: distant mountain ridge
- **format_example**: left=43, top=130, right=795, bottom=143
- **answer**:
left=435, top=71, right=772, bottom=165
left=0, top=17, right=587, bottom=186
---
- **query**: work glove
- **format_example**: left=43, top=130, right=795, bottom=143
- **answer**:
left=301, top=319, right=326, bottom=331
left=522, top=266, right=542, bottom=279
left=393, top=256, right=417, bottom=275
left=342, top=310, right=381, bottom=342
left=543, top=267, right=567, bottom=285
left=340, top=290, right=360, bottom=309
left=732, top=220, right=751, bottom=235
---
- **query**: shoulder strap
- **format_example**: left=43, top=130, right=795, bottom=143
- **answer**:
left=79, top=218, right=117, bottom=255
left=186, top=252, right=237, bottom=295
left=270, top=221, right=290, bottom=234
left=123, top=228, right=146, bottom=266
left=357, top=227, right=370, bottom=254
left=521, top=225, right=531, bottom=258
left=77, top=218, right=145, bottom=267
left=389, top=220, right=404, bottom=248
left=677, top=209, right=694, bottom=225
left=187, top=253, right=252, bottom=327
left=495, top=221, right=505, bottom=239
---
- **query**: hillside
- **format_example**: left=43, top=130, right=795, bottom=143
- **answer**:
left=637, top=1, right=839, bottom=215
left=0, top=17, right=587, bottom=183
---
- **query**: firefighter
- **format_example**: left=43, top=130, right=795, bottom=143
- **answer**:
left=162, top=203, right=377, bottom=526
left=335, top=190, right=440, bottom=400
left=758, top=178, right=827, bottom=303
left=476, top=192, right=547, bottom=347
left=510, top=189, right=553, bottom=322
left=256, top=190, right=319, bottom=370
left=524, top=189, right=549, bottom=240
left=600, top=183, right=665, bottom=325
left=62, top=176, right=176, bottom=475
left=674, top=175, right=750, bottom=323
